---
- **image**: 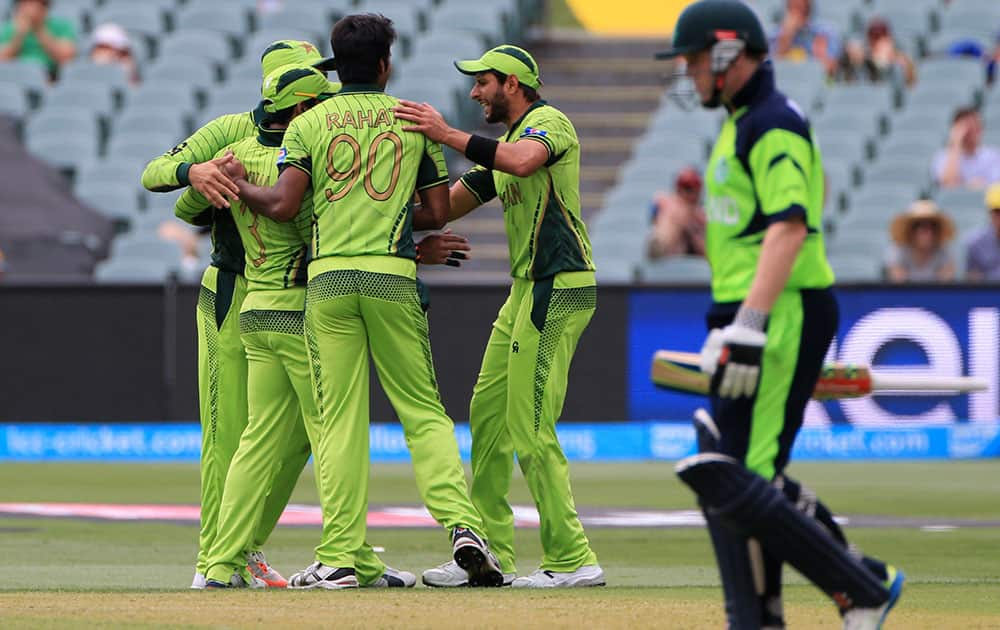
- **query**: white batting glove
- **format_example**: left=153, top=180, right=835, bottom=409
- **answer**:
left=699, top=328, right=725, bottom=375
left=712, top=323, right=767, bottom=398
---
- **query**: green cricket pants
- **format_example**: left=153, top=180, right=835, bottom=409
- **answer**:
left=204, top=289, right=386, bottom=585
left=468, top=271, right=599, bottom=573
left=194, top=267, right=306, bottom=575
left=304, top=256, right=483, bottom=568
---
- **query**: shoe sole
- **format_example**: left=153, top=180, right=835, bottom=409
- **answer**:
left=878, top=569, right=905, bottom=628
left=453, top=545, right=503, bottom=587
left=421, top=577, right=469, bottom=588
left=288, top=581, right=358, bottom=590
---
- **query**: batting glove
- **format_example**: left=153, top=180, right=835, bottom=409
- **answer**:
left=711, top=324, right=767, bottom=398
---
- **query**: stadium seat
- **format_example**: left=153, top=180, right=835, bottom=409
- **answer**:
left=158, top=30, right=235, bottom=66
left=226, top=61, right=266, bottom=88
left=106, top=132, right=185, bottom=165
left=593, top=256, right=635, bottom=283
left=91, top=3, right=169, bottom=41
left=245, top=30, right=319, bottom=65
left=865, top=159, right=930, bottom=192
left=143, top=189, right=186, bottom=214
left=431, top=1, right=510, bottom=40
left=94, top=258, right=173, bottom=284
left=124, top=82, right=199, bottom=118
left=49, top=0, right=93, bottom=35
left=110, top=236, right=184, bottom=265
left=821, top=85, right=893, bottom=119
left=25, top=107, right=99, bottom=144
left=409, top=30, right=489, bottom=63
left=357, top=0, right=425, bottom=37
left=256, top=5, right=332, bottom=44
left=45, top=80, right=117, bottom=117
left=113, top=107, right=187, bottom=145
left=144, top=57, right=219, bottom=90
left=76, top=185, right=142, bottom=225
left=0, top=60, right=48, bottom=97
left=938, top=4, right=999, bottom=43
left=174, top=4, right=252, bottom=40
left=0, top=80, right=29, bottom=118
left=828, top=253, right=881, bottom=283
left=60, top=60, right=132, bottom=92
left=638, top=256, right=712, bottom=285
left=26, top=133, right=99, bottom=173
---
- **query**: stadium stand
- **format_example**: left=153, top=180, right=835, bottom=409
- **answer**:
left=1, top=0, right=997, bottom=284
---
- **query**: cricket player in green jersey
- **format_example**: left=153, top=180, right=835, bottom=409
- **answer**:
left=393, top=45, right=604, bottom=589
left=656, top=2, right=904, bottom=628
left=179, top=64, right=417, bottom=589
left=225, top=14, right=502, bottom=590
left=142, top=39, right=336, bottom=589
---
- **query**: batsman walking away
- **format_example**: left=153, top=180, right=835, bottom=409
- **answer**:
left=655, top=1, right=905, bottom=628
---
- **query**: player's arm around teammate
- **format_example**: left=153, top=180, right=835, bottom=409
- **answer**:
left=394, top=46, right=605, bottom=589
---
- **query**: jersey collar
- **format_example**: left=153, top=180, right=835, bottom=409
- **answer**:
left=505, top=99, right=547, bottom=141
left=252, top=100, right=286, bottom=147
left=337, top=83, right=384, bottom=94
left=727, top=60, right=775, bottom=113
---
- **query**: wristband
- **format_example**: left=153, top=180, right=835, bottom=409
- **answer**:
left=734, top=306, right=768, bottom=332
left=464, top=134, right=498, bottom=169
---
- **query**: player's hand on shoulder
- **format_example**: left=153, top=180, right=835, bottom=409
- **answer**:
left=393, top=100, right=449, bottom=142
left=700, top=323, right=767, bottom=399
left=416, top=229, right=471, bottom=267
left=190, top=152, right=242, bottom=208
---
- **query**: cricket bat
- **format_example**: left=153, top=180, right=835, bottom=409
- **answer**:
left=650, top=349, right=989, bottom=399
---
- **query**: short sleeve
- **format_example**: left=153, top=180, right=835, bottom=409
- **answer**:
left=931, top=150, right=948, bottom=182
left=884, top=244, right=905, bottom=269
left=48, top=17, right=76, bottom=41
left=416, top=140, right=449, bottom=190
left=459, top=165, right=497, bottom=204
left=516, top=113, right=575, bottom=160
left=280, top=115, right=312, bottom=176
left=747, top=128, right=811, bottom=224
left=0, top=22, right=13, bottom=45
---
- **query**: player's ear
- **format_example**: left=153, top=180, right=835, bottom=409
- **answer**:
left=506, top=74, right=520, bottom=95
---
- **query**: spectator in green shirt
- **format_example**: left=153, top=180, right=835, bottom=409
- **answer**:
left=0, top=0, right=77, bottom=79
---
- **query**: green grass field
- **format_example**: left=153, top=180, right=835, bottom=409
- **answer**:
left=1, top=461, right=999, bottom=628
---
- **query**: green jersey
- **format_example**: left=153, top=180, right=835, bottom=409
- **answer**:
left=281, top=84, right=449, bottom=261
left=0, top=17, right=75, bottom=76
left=459, top=101, right=594, bottom=281
left=704, top=62, right=833, bottom=303
left=177, top=133, right=312, bottom=294
left=141, top=105, right=264, bottom=192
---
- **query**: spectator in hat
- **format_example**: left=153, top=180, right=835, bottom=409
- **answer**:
left=837, top=17, right=916, bottom=88
left=89, top=23, right=139, bottom=86
left=885, top=200, right=956, bottom=283
left=965, top=183, right=1000, bottom=281
left=0, top=0, right=76, bottom=80
left=987, top=32, right=1000, bottom=85
left=772, top=0, right=841, bottom=75
left=648, top=167, right=706, bottom=258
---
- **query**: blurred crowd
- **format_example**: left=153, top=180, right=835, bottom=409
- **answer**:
left=647, top=0, right=1000, bottom=285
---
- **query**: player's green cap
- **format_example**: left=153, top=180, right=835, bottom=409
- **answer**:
left=261, top=64, right=340, bottom=113
left=454, top=45, right=542, bottom=89
left=260, top=40, right=336, bottom=78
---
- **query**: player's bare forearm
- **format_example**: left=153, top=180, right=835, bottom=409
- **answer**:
left=448, top=183, right=481, bottom=222
left=234, top=166, right=309, bottom=223
left=35, top=29, right=75, bottom=64
left=414, top=183, right=449, bottom=230
left=742, top=218, right=807, bottom=314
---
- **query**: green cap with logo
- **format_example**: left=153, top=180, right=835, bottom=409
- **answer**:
left=260, top=39, right=336, bottom=78
left=454, top=44, right=542, bottom=89
left=261, top=64, right=340, bottom=113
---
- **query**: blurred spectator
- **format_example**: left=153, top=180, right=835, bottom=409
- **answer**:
left=934, top=108, right=1000, bottom=190
left=0, top=0, right=77, bottom=80
left=885, top=200, right=956, bottom=283
left=965, top=184, right=1000, bottom=281
left=772, top=0, right=841, bottom=75
left=157, top=220, right=205, bottom=281
left=0, top=245, right=6, bottom=281
left=89, top=23, right=140, bottom=86
left=647, top=167, right=706, bottom=258
left=837, top=17, right=916, bottom=88
left=988, top=32, right=1000, bottom=85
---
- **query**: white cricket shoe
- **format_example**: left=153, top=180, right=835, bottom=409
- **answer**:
left=191, top=572, right=207, bottom=589
left=421, top=560, right=516, bottom=587
left=842, top=566, right=905, bottom=630
left=287, top=562, right=359, bottom=590
left=366, top=566, right=417, bottom=588
left=511, top=565, right=606, bottom=588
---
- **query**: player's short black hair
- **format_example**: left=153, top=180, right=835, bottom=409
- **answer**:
left=270, top=99, right=320, bottom=125
left=487, top=70, right=541, bottom=103
left=330, top=13, right=396, bottom=84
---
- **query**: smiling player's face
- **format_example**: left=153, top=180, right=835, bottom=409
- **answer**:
left=470, top=72, right=510, bottom=125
